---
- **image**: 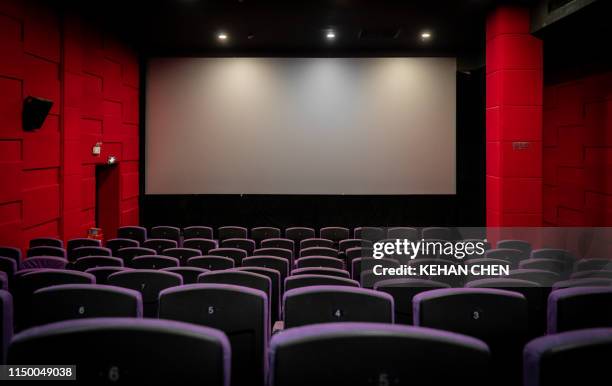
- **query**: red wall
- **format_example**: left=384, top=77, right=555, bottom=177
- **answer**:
left=0, top=0, right=139, bottom=250
left=543, top=71, right=612, bottom=226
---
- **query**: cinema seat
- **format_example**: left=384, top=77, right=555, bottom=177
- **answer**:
left=485, top=248, right=525, bottom=269
left=295, top=256, right=344, bottom=270
left=198, top=270, right=271, bottom=308
left=523, top=328, right=612, bottom=386
left=85, top=267, right=132, bottom=285
left=547, top=287, right=612, bottom=333
left=151, top=226, right=181, bottom=244
left=107, top=270, right=182, bottom=317
left=161, top=267, right=209, bottom=284
left=142, top=239, right=178, bottom=254
left=209, top=248, right=247, bottom=267
left=345, top=247, right=374, bottom=264
left=0, top=290, right=12, bottom=365
left=242, top=256, right=290, bottom=283
left=0, top=272, right=6, bottom=291
left=320, top=227, right=350, bottom=246
left=118, top=226, right=148, bottom=244
left=508, top=269, right=560, bottom=286
left=162, top=248, right=201, bottom=266
left=269, top=322, right=490, bottom=386
left=188, top=256, right=235, bottom=271
left=299, top=247, right=338, bottom=259
left=283, top=285, right=393, bottom=328
left=338, top=239, right=370, bottom=254
left=0, top=247, right=22, bottom=264
left=574, top=258, right=612, bottom=272
left=8, top=318, right=230, bottom=385
left=285, top=227, right=316, bottom=248
left=251, top=227, right=281, bottom=246
left=531, top=248, right=575, bottom=274
left=66, top=238, right=101, bottom=252
left=374, top=278, right=449, bottom=325
left=552, top=278, right=612, bottom=290
left=284, top=274, right=359, bottom=292
left=15, top=269, right=95, bottom=330
left=291, top=267, right=350, bottom=279
left=183, top=226, right=214, bottom=240
left=0, top=257, right=17, bottom=285
left=422, top=227, right=452, bottom=241
left=571, top=270, right=612, bottom=280
left=183, top=238, right=218, bottom=255
left=72, top=256, right=123, bottom=271
left=131, top=255, right=179, bottom=269
left=220, top=238, right=256, bottom=256
left=414, top=288, right=528, bottom=386
left=300, top=238, right=334, bottom=250
left=236, top=269, right=278, bottom=315
left=519, top=259, right=566, bottom=277
left=116, top=247, right=157, bottom=265
left=27, top=246, right=66, bottom=259
left=20, top=256, right=68, bottom=270
left=496, top=240, right=531, bottom=258
left=29, top=237, right=64, bottom=248
left=260, top=238, right=295, bottom=255
left=218, top=226, right=248, bottom=241
left=31, top=284, right=143, bottom=326
left=354, top=227, right=385, bottom=241
left=70, top=246, right=112, bottom=262
left=254, top=248, right=293, bottom=264
left=106, top=238, right=140, bottom=255
left=351, top=258, right=399, bottom=280
left=386, top=227, right=418, bottom=240
left=159, top=284, right=268, bottom=386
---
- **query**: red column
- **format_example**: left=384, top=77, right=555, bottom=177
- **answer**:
left=486, top=6, right=543, bottom=226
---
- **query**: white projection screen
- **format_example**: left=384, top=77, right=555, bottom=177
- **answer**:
left=146, top=57, right=456, bottom=195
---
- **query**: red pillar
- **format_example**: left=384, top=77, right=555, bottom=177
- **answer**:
left=486, top=6, right=543, bottom=226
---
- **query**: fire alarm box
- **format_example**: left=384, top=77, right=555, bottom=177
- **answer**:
left=92, top=142, right=102, bottom=155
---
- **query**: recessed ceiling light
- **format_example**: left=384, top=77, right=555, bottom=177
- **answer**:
left=218, top=33, right=228, bottom=41
left=420, top=31, right=432, bottom=40
left=326, top=30, right=336, bottom=40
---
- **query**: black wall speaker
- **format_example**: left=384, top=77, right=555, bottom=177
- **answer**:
left=22, top=96, right=53, bottom=131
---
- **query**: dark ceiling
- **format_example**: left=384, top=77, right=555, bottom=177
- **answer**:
left=66, top=0, right=532, bottom=56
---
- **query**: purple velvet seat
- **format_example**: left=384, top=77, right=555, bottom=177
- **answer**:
left=523, top=328, right=612, bottom=386
left=284, top=274, right=359, bottom=292
left=150, top=226, right=181, bottom=244
left=319, top=227, right=350, bottom=246
left=496, top=239, right=531, bottom=257
left=70, top=246, right=112, bottom=262
left=107, top=270, right=182, bottom=317
left=354, top=227, right=385, bottom=241
left=183, top=226, right=214, bottom=240
left=283, top=285, right=393, bottom=328
left=571, top=269, right=612, bottom=280
left=8, top=318, right=230, bottom=385
left=198, top=270, right=271, bottom=317
left=73, top=256, right=123, bottom=271
left=131, top=255, right=180, bottom=269
left=260, top=238, right=295, bottom=254
left=220, top=238, right=256, bottom=256
left=374, top=278, right=450, bottom=325
left=299, top=238, right=334, bottom=250
left=291, top=267, right=350, bottom=279
left=285, top=227, right=315, bottom=249
left=507, top=269, right=560, bottom=287
left=106, top=238, right=140, bottom=255
left=574, top=258, right=612, bottom=272
left=236, top=266, right=281, bottom=321
left=1, top=290, right=13, bottom=365
left=0, top=257, right=17, bottom=286
left=162, top=248, right=201, bottom=266
left=116, top=247, right=157, bottom=266
left=387, top=227, right=418, bottom=240
left=251, top=227, right=281, bottom=246
left=209, top=248, right=247, bottom=267
left=183, top=238, right=218, bottom=255
left=295, top=256, right=344, bottom=270
left=242, top=256, right=290, bottom=282
left=218, top=226, right=248, bottom=242
left=160, top=283, right=268, bottom=386
left=0, top=272, right=6, bottom=291
left=117, top=225, right=148, bottom=244
left=31, top=284, right=143, bottom=327
left=552, top=278, right=612, bottom=290
left=142, top=239, right=178, bottom=254
left=188, top=256, right=235, bottom=271
left=161, top=267, right=209, bottom=284
left=299, top=246, right=338, bottom=259
left=422, top=227, right=452, bottom=241
left=0, top=246, right=21, bottom=264
left=253, top=248, right=293, bottom=265
left=66, top=238, right=101, bottom=252
left=27, top=246, right=66, bottom=259
left=414, top=287, right=528, bottom=386
left=547, top=287, right=612, bottom=333
left=345, top=247, right=374, bottom=266
left=20, top=256, right=68, bottom=270
left=519, top=258, right=566, bottom=276
left=269, top=322, right=489, bottom=386
left=531, top=248, right=575, bottom=274
left=29, top=237, right=63, bottom=248
left=85, top=267, right=132, bottom=285
left=485, top=248, right=526, bottom=269
left=338, top=238, right=372, bottom=253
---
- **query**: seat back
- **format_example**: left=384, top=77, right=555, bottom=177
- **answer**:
left=73, top=256, right=123, bottom=271
left=159, top=284, right=267, bottom=386
left=269, top=322, right=490, bottom=386
left=85, top=267, right=131, bottom=285
left=519, top=258, right=566, bottom=276
left=319, top=227, right=350, bottom=246
left=260, top=238, right=295, bottom=254
left=242, top=256, right=289, bottom=283
left=251, top=227, right=281, bottom=246
left=0, top=247, right=21, bottom=264
left=27, top=246, right=66, bottom=259
left=188, top=256, right=235, bottom=271
left=31, top=284, right=142, bottom=327
left=548, top=287, right=612, bottom=333
left=485, top=248, right=526, bottom=269
left=117, top=226, right=148, bottom=244
left=142, top=239, right=178, bottom=254
left=296, top=256, right=344, bottom=270
left=106, top=238, right=139, bottom=255
left=150, top=226, right=181, bottom=244
left=107, top=270, right=182, bottom=317
left=67, top=238, right=101, bottom=252
left=218, top=226, right=248, bottom=241
left=253, top=248, right=293, bottom=265
left=70, top=246, right=112, bottom=262
left=354, top=227, right=385, bottom=241
left=351, top=258, right=399, bottom=280
left=508, top=269, right=560, bottom=286
left=283, top=285, right=393, bottom=328
left=421, top=227, right=452, bottom=241
left=496, top=239, right=531, bottom=257
left=209, top=248, right=248, bottom=267
left=387, top=227, right=418, bottom=240
left=299, top=247, right=338, bottom=259
left=0, top=290, right=13, bottom=364
left=116, top=247, right=157, bottom=265
left=300, top=238, right=334, bottom=250
left=291, top=267, right=350, bottom=279
left=285, top=227, right=315, bottom=246
left=236, top=267, right=281, bottom=322
left=183, top=226, right=214, bottom=240
left=161, top=267, right=209, bottom=284
left=284, top=274, right=359, bottom=292
left=575, top=258, right=612, bottom=272
left=198, top=270, right=271, bottom=312
left=131, top=255, right=180, bottom=269
left=8, top=318, right=230, bottom=385
left=220, top=238, right=256, bottom=256
left=183, top=238, right=218, bottom=255
left=162, top=248, right=201, bottom=266
left=30, top=237, right=63, bottom=248
left=20, top=256, right=67, bottom=270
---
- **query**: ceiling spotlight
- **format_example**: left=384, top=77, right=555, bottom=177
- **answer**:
left=420, top=31, right=432, bottom=40
left=326, top=30, right=336, bottom=40
left=218, top=33, right=228, bottom=41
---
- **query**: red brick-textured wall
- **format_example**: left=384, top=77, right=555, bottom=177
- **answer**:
left=0, top=0, right=139, bottom=250
left=543, top=71, right=612, bottom=226
left=486, top=6, right=544, bottom=226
